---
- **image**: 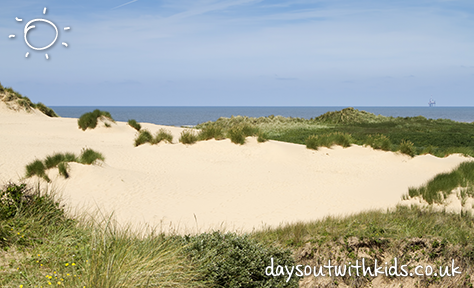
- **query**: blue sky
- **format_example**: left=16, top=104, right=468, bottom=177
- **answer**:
left=1, top=0, right=473, bottom=106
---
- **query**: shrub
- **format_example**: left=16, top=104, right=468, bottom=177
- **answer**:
left=0, top=82, right=4, bottom=92
left=152, top=128, right=173, bottom=144
left=399, top=139, right=415, bottom=157
left=0, top=183, right=34, bottom=220
left=25, top=160, right=50, bottom=182
left=128, top=119, right=141, bottom=131
left=34, top=102, right=58, bottom=117
left=183, top=232, right=299, bottom=288
left=179, top=129, right=198, bottom=144
left=78, top=109, right=114, bottom=131
left=134, top=129, right=153, bottom=147
left=198, top=123, right=225, bottom=141
left=79, top=148, right=105, bottom=165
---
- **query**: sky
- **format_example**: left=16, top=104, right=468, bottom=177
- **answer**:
left=0, top=0, right=473, bottom=106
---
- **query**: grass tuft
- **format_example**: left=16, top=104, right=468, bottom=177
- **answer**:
left=179, top=129, right=198, bottom=144
left=128, top=119, right=141, bottom=131
left=78, top=110, right=114, bottom=131
left=134, top=129, right=153, bottom=146
left=306, top=132, right=353, bottom=150
left=79, top=148, right=105, bottom=165
left=25, top=160, right=50, bottom=182
left=198, top=123, right=225, bottom=141
left=399, top=139, right=415, bottom=157
left=152, top=128, right=174, bottom=144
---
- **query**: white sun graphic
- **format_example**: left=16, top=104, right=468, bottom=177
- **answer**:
left=8, top=7, right=71, bottom=60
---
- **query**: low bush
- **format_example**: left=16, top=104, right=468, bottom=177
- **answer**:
left=134, top=129, right=153, bottom=146
left=128, top=119, right=141, bottom=131
left=152, top=128, right=174, bottom=144
left=399, top=139, right=415, bottom=157
left=180, top=129, right=198, bottom=144
left=183, top=231, right=299, bottom=288
left=78, top=110, right=114, bottom=131
left=0, top=183, right=33, bottom=220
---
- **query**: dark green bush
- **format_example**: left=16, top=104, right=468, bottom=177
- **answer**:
left=78, top=109, right=114, bottom=131
left=128, top=119, right=141, bottom=131
left=0, top=183, right=32, bottom=220
left=179, top=129, right=198, bottom=144
left=134, top=129, right=153, bottom=146
left=183, top=232, right=299, bottom=288
left=152, top=128, right=173, bottom=144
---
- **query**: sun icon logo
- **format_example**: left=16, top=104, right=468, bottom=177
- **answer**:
left=8, top=7, right=71, bottom=60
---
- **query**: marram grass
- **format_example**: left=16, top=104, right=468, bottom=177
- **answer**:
left=24, top=149, right=105, bottom=182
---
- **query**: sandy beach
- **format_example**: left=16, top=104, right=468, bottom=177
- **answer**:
left=0, top=103, right=470, bottom=233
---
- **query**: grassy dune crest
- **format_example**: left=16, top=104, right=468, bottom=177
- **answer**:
left=0, top=82, right=58, bottom=117
left=407, top=161, right=474, bottom=204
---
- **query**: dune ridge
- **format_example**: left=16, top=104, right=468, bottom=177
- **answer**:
left=0, top=103, right=470, bottom=233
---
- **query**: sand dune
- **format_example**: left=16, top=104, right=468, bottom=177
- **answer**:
left=0, top=104, right=470, bottom=233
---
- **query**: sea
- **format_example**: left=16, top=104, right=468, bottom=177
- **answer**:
left=50, top=107, right=474, bottom=127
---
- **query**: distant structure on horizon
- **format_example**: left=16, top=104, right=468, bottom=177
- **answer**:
left=428, top=98, right=436, bottom=107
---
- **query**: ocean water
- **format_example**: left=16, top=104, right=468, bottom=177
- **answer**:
left=50, top=106, right=474, bottom=127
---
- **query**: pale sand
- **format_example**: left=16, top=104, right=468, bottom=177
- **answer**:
left=0, top=103, right=471, bottom=233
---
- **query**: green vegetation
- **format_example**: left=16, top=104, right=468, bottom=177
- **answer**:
left=134, top=129, right=153, bottom=146
left=152, top=128, right=174, bottom=144
left=196, top=107, right=474, bottom=157
left=77, top=109, right=115, bottom=131
left=408, top=161, right=474, bottom=204
left=180, top=129, right=198, bottom=144
left=183, top=232, right=298, bottom=288
left=0, top=83, right=58, bottom=117
left=1, top=183, right=297, bottom=288
left=134, top=129, right=173, bottom=146
left=127, top=119, right=141, bottom=131
left=198, top=123, right=225, bottom=141
left=306, top=132, right=352, bottom=149
left=24, top=149, right=104, bottom=181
